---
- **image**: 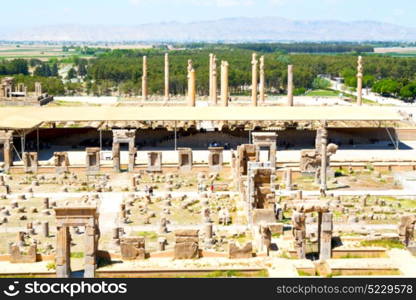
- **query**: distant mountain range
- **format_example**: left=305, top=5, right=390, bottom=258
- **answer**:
left=1, top=17, right=416, bottom=42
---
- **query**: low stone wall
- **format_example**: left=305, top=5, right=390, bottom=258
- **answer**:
left=0, top=96, right=53, bottom=107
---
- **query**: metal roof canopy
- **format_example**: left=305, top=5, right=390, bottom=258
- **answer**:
left=0, top=106, right=405, bottom=130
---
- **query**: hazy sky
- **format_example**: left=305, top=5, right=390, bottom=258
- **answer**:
left=3, top=0, right=416, bottom=28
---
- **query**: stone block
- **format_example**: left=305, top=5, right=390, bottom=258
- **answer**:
left=174, top=242, right=199, bottom=259
left=268, top=223, right=284, bottom=235
left=228, top=242, right=253, bottom=259
left=252, top=209, right=275, bottom=225
left=120, top=237, right=146, bottom=260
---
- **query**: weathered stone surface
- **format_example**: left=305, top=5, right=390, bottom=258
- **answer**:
left=174, top=229, right=199, bottom=237
left=120, top=237, right=146, bottom=260
left=252, top=209, right=275, bottom=225
left=228, top=242, right=253, bottom=259
left=9, top=243, right=37, bottom=263
left=174, top=229, right=199, bottom=259
left=174, top=241, right=199, bottom=259
left=268, top=223, right=284, bottom=235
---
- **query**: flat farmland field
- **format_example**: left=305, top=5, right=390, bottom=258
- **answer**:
left=0, top=44, right=86, bottom=60
left=374, top=47, right=416, bottom=57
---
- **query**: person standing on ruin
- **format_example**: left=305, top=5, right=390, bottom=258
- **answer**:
left=210, top=182, right=214, bottom=194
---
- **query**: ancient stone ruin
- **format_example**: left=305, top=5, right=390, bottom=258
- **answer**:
left=228, top=242, right=253, bottom=259
left=53, top=152, right=69, bottom=174
left=112, top=129, right=136, bottom=172
left=300, top=126, right=338, bottom=191
left=120, top=237, right=146, bottom=260
left=0, top=77, right=53, bottom=106
left=174, top=229, right=199, bottom=259
left=23, top=152, right=38, bottom=173
left=292, top=202, right=333, bottom=260
left=247, top=161, right=276, bottom=225
left=86, top=148, right=100, bottom=174
left=0, top=130, right=13, bottom=173
left=251, top=132, right=277, bottom=168
left=399, top=215, right=416, bottom=246
left=147, top=152, right=162, bottom=172
left=178, top=148, right=192, bottom=172
left=55, top=207, right=100, bottom=278
left=208, top=147, right=223, bottom=171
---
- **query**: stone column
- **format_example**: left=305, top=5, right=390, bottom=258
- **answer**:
left=3, top=136, right=13, bottom=173
left=112, top=142, right=120, bottom=172
left=292, top=211, right=306, bottom=259
left=203, top=223, right=213, bottom=246
left=220, top=61, right=229, bottom=107
left=187, top=60, right=196, bottom=107
left=142, top=56, right=148, bottom=100
left=209, top=53, right=213, bottom=103
left=159, top=217, right=168, bottom=234
left=35, top=82, right=42, bottom=97
left=43, top=197, right=49, bottom=209
left=357, top=56, right=363, bottom=106
left=42, top=221, right=49, bottom=238
left=251, top=53, right=258, bottom=106
left=259, top=55, right=265, bottom=103
left=84, top=224, right=97, bottom=278
left=287, top=65, right=294, bottom=106
left=212, top=55, right=217, bottom=105
left=320, top=127, right=328, bottom=192
left=164, top=53, right=169, bottom=101
left=158, top=237, right=167, bottom=251
left=112, top=227, right=120, bottom=240
left=56, top=226, right=70, bottom=278
left=128, top=146, right=136, bottom=173
left=285, top=168, right=293, bottom=191
left=319, top=212, right=333, bottom=260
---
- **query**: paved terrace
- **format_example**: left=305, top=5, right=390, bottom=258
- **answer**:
left=0, top=106, right=406, bottom=130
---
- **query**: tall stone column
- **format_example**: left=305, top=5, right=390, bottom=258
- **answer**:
left=112, top=142, right=120, bottom=172
left=320, top=126, right=328, bottom=192
left=220, top=61, right=229, bottom=107
left=187, top=60, right=196, bottom=107
left=285, top=168, right=293, bottom=191
left=357, top=56, right=363, bottom=106
left=251, top=53, right=258, bottom=106
left=35, top=82, right=42, bottom=97
left=259, top=55, right=265, bottom=103
left=319, top=212, right=333, bottom=260
left=211, top=55, right=217, bottom=105
left=3, top=135, right=13, bottom=173
left=292, top=211, right=306, bottom=259
left=164, top=53, right=169, bottom=101
left=42, top=221, right=49, bottom=238
left=287, top=65, right=294, bottom=106
left=142, top=56, right=148, bottom=100
left=56, top=226, right=70, bottom=278
left=84, top=224, right=97, bottom=278
left=209, top=53, right=213, bottom=103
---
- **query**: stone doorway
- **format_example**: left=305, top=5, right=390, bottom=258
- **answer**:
left=251, top=132, right=277, bottom=168
left=147, top=151, right=162, bottom=172
left=86, top=147, right=100, bottom=174
left=54, top=207, right=100, bottom=278
left=178, top=148, right=192, bottom=172
left=112, top=129, right=136, bottom=172
left=208, top=147, right=223, bottom=171
left=291, top=202, right=333, bottom=261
